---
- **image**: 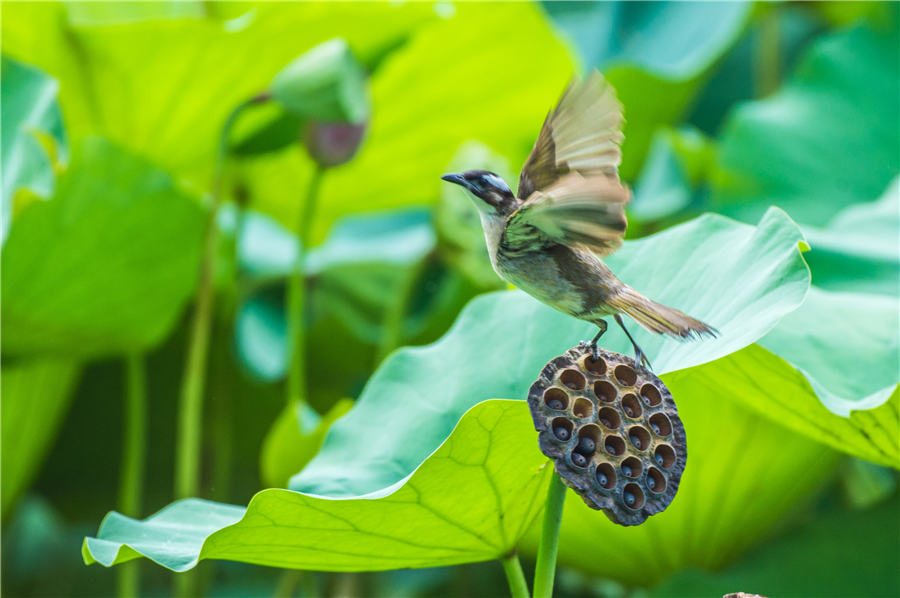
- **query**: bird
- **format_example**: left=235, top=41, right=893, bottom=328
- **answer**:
left=440, top=70, right=716, bottom=368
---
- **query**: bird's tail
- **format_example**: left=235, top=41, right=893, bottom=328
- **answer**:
left=607, top=286, right=717, bottom=340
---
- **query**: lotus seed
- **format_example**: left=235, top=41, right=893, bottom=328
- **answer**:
left=624, top=406, right=634, bottom=416
left=548, top=399, right=564, bottom=410
left=600, top=417, right=610, bottom=427
left=624, top=491, right=636, bottom=506
left=647, top=477, right=656, bottom=490
left=651, top=423, right=660, bottom=434
left=630, top=434, right=642, bottom=449
left=554, top=426, right=570, bottom=441
left=571, top=451, right=588, bottom=467
left=655, top=453, right=664, bottom=465
left=622, top=464, right=633, bottom=477
left=597, top=472, right=608, bottom=487
left=605, top=442, right=618, bottom=455
left=577, top=436, right=596, bottom=453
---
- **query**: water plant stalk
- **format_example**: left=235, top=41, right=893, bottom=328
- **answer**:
left=117, top=353, right=147, bottom=598
left=286, top=166, right=325, bottom=408
left=755, top=6, right=780, bottom=97
left=173, top=94, right=267, bottom=598
left=174, top=95, right=264, bottom=500
left=501, top=552, right=530, bottom=598
left=533, top=472, right=567, bottom=598
left=375, top=251, right=434, bottom=364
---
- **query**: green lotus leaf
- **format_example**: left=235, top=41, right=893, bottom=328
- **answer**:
left=1, top=138, right=204, bottom=358
left=0, top=57, right=67, bottom=244
left=293, top=208, right=811, bottom=497
left=650, top=496, right=900, bottom=597
left=705, top=287, right=900, bottom=468
left=1, top=358, right=81, bottom=517
left=542, top=1, right=750, bottom=178
left=83, top=400, right=551, bottom=571
left=802, top=177, right=899, bottom=296
left=0, top=1, right=433, bottom=191
left=260, top=399, right=354, bottom=489
left=241, top=2, right=575, bottom=240
left=712, top=19, right=900, bottom=226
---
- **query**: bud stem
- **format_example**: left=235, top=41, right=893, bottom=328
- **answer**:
left=286, top=166, right=325, bottom=409
left=501, top=551, right=531, bottom=598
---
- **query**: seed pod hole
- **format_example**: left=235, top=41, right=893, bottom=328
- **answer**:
left=577, top=425, right=601, bottom=455
left=604, top=435, right=625, bottom=456
left=543, top=388, right=569, bottom=411
left=571, top=451, right=589, bottom=468
left=596, top=463, right=616, bottom=490
left=551, top=417, right=574, bottom=442
left=573, top=398, right=593, bottom=419
left=583, top=355, right=607, bottom=375
left=628, top=426, right=651, bottom=451
left=594, top=380, right=617, bottom=402
left=640, top=383, right=662, bottom=407
left=615, top=364, right=637, bottom=386
left=654, top=444, right=676, bottom=469
left=647, top=467, right=666, bottom=494
left=597, top=407, right=621, bottom=430
left=560, top=369, right=586, bottom=390
left=621, top=456, right=642, bottom=478
left=621, top=394, right=643, bottom=419
left=649, top=413, right=672, bottom=437
left=623, top=483, right=645, bottom=510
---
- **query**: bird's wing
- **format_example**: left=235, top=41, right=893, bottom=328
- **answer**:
left=502, top=172, right=630, bottom=256
left=517, top=70, right=624, bottom=200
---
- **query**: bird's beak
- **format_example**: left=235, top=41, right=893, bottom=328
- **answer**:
left=441, top=173, right=468, bottom=188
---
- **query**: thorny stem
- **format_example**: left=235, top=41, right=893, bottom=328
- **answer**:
left=117, top=353, right=147, bottom=598
left=533, top=472, right=567, bottom=598
left=286, top=166, right=325, bottom=408
left=501, top=552, right=531, bottom=598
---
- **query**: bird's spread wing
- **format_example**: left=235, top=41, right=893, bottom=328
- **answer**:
left=517, top=70, right=624, bottom=201
left=502, top=172, right=630, bottom=256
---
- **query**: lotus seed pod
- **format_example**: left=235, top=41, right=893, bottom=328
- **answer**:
left=527, top=342, right=686, bottom=526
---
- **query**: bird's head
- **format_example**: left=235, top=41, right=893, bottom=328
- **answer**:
left=441, top=170, right=517, bottom=216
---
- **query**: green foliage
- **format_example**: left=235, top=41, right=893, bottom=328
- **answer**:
left=294, top=209, right=811, bottom=495
left=0, top=57, right=67, bottom=243
left=260, top=399, right=353, bottom=489
left=0, top=1, right=432, bottom=199
left=1, top=138, right=204, bottom=358
left=543, top=1, right=751, bottom=178
left=1, top=359, right=81, bottom=518
left=712, top=20, right=900, bottom=225
left=83, top=400, right=551, bottom=571
left=802, top=178, right=899, bottom=295
left=650, top=496, right=900, bottom=597
left=2, top=3, right=897, bottom=597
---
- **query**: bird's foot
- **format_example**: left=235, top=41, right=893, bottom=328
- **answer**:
left=634, top=347, right=653, bottom=371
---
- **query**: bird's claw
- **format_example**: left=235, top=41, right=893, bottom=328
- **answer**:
left=634, top=348, right=653, bottom=371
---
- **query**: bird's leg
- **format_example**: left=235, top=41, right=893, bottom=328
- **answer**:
left=589, top=320, right=608, bottom=360
left=614, top=314, right=652, bottom=370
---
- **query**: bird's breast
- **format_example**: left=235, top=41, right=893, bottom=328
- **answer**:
left=494, top=245, right=617, bottom=319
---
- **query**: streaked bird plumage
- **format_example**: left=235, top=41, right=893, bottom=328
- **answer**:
left=441, top=70, right=716, bottom=365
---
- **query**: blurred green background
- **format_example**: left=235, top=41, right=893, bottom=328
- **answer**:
left=1, top=2, right=898, bottom=597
